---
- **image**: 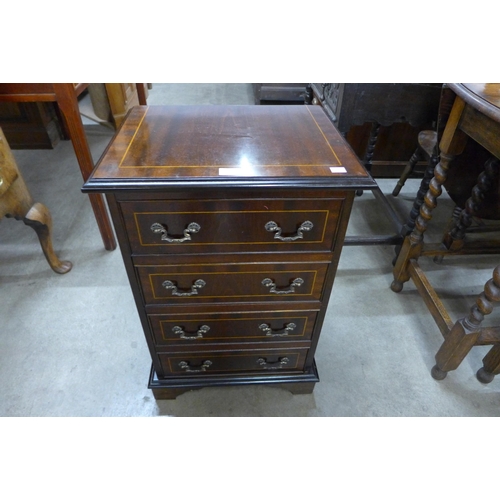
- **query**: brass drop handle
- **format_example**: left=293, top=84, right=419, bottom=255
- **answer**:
left=151, top=222, right=201, bottom=243
left=257, top=357, right=290, bottom=369
left=259, top=323, right=296, bottom=337
left=172, top=325, right=210, bottom=340
left=162, top=279, right=206, bottom=297
left=261, top=277, right=304, bottom=294
left=178, top=360, right=212, bottom=372
left=265, top=220, right=313, bottom=241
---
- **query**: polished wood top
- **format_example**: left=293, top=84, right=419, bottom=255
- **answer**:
left=0, top=83, right=88, bottom=102
left=448, top=83, right=500, bottom=123
left=84, top=105, right=375, bottom=191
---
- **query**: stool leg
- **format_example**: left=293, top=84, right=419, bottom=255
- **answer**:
left=392, top=147, right=422, bottom=197
left=432, top=265, right=500, bottom=380
left=477, top=345, right=500, bottom=383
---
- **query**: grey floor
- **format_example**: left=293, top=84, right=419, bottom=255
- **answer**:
left=1, top=84, right=499, bottom=417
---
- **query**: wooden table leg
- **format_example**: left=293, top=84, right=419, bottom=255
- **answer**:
left=53, top=84, right=117, bottom=251
left=443, top=157, right=500, bottom=251
left=477, top=344, right=500, bottom=383
left=391, top=152, right=455, bottom=292
left=400, top=151, right=439, bottom=237
left=432, top=265, right=500, bottom=380
left=391, top=96, right=469, bottom=292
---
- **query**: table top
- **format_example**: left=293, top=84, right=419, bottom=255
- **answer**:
left=448, top=83, right=500, bottom=123
left=84, top=105, right=375, bottom=192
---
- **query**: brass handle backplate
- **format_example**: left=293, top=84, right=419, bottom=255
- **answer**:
left=261, top=277, right=304, bottom=294
left=151, top=222, right=201, bottom=243
left=256, top=357, right=290, bottom=369
left=162, top=279, right=206, bottom=297
left=172, top=325, right=210, bottom=340
left=258, top=323, right=296, bottom=337
left=178, top=360, right=212, bottom=373
left=265, top=220, right=313, bottom=241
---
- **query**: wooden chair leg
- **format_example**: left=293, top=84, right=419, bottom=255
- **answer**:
left=53, top=84, right=116, bottom=251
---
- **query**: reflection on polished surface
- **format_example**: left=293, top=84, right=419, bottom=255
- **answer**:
left=93, top=105, right=373, bottom=183
left=452, top=84, right=500, bottom=122
left=462, top=83, right=500, bottom=108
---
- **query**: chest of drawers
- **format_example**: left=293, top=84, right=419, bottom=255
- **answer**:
left=83, top=104, right=374, bottom=399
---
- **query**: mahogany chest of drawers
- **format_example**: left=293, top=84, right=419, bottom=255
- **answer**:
left=83, top=104, right=375, bottom=399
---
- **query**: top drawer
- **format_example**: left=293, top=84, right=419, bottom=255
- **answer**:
left=120, top=198, right=345, bottom=255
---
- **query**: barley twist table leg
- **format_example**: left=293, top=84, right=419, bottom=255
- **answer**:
left=391, top=152, right=454, bottom=293
left=443, top=157, right=500, bottom=251
left=432, top=265, right=500, bottom=380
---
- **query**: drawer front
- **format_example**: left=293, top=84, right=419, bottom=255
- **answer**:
left=158, top=349, right=308, bottom=375
left=149, top=310, right=318, bottom=345
left=120, top=198, right=344, bottom=254
left=137, top=262, right=328, bottom=305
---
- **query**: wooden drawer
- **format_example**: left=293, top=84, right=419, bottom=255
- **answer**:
left=137, top=262, right=328, bottom=305
left=158, top=348, right=308, bottom=375
left=120, top=198, right=344, bottom=255
left=148, top=310, right=318, bottom=346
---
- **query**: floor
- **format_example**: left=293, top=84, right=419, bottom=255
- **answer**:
left=1, top=83, right=499, bottom=417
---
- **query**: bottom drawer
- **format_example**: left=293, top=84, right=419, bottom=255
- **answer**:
left=158, top=349, right=308, bottom=376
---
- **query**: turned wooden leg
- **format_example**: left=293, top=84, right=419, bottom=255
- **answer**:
left=392, top=147, right=422, bottom=197
left=477, top=345, right=500, bottom=383
left=401, top=152, right=439, bottom=237
left=356, top=121, right=380, bottom=196
left=432, top=265, right=500, bottom=380
left=393, top=154, right=438, bottom=265
left=443, top=157, right=500, bottom=251
left=391, top=152, right=454, bottom=292
left=433, top=204, right=463, bottom=265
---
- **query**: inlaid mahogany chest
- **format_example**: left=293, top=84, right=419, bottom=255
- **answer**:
left=83, top=104, right=375, bottom=399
